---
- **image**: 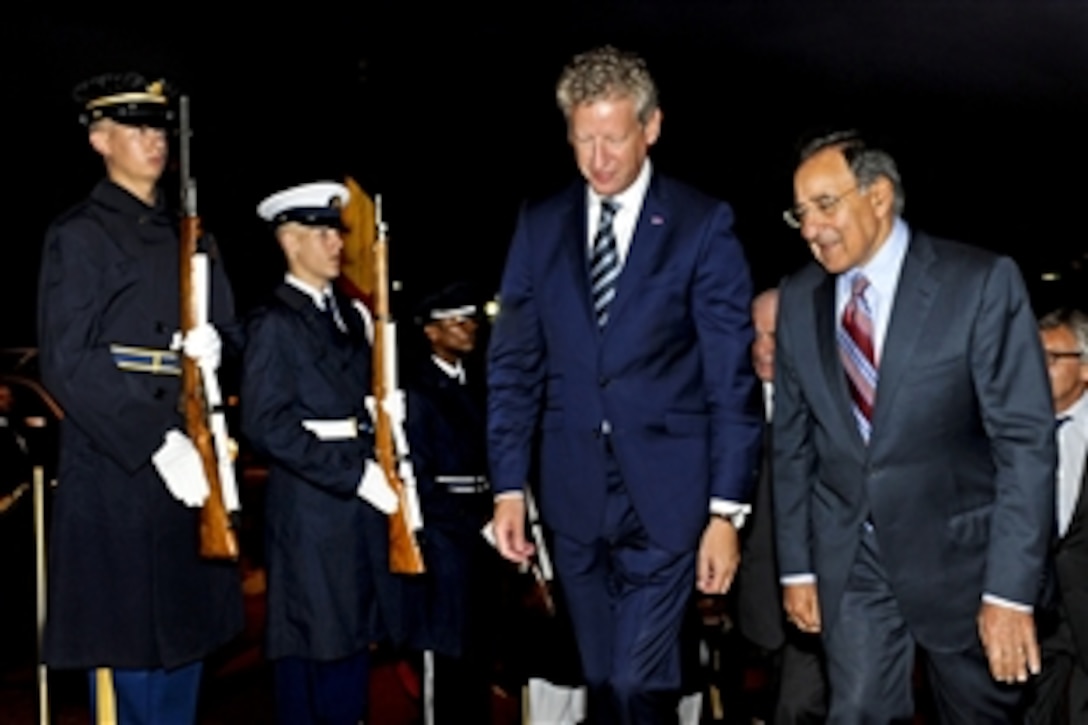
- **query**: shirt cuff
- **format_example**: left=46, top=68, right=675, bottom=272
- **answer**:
left=709, top=499, right=750, bottom=529
left=780, top=573, right=817, bottom=585
left=981, top=593, right=1033, bottom=613
left=494, top=490, right=525, bottom=502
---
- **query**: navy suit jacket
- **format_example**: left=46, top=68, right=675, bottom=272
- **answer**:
left=773, top=230, right=1057, bottom=651
left=487, top=172, right=761, bottom=553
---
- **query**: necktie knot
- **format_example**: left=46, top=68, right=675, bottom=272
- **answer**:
left=850, top=273, right=870, bottom=300
left=600, top=198, right=618, bottom=224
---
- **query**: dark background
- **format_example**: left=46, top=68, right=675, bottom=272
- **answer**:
left=6, top=2, right=1087, bottom=348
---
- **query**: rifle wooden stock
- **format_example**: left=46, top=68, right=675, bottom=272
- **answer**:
left=178, top=94, right=237, bottom=561
left=180, top=215, right=238, bottom=561
left=369, top=196, right=425, bottom=575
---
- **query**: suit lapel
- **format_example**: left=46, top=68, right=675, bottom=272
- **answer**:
left=560, top=188, right=598, bottom=333
left=813, top=275, right=862, bottom=449
left=868, top=233, right=939, bottom=441
left=603, top=175, right=668, bottom=332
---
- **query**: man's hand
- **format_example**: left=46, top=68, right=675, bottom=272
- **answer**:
left=697, top=516, right=740, bottom=595
left=783, top=582, right=822, bottom=634
left=978, top=601, right=1041, bottom=684
left=492, top=496, right=535, bottom=566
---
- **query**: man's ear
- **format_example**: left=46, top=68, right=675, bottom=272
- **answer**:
left=276, top=225, right=299, bottom=261
left=88, top=122, right=111, bottom=156
left=643, top=108, right=663, bottom=147
left=867, top=176, right=895, bottom=219
left=423, top=323, right=441, bottom=346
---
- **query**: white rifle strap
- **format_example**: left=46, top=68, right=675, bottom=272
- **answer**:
left=192, top=253, right=240, bottom=512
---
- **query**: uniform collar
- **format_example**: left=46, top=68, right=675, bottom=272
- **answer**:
left=432, top=355, right=465, bottom=384
left=91, top=178, right=169, bottom=222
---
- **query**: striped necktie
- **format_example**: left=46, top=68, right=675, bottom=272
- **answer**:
left=590, top=198, right=620, bottom=327
left=838, top=274, right=877, bottom=441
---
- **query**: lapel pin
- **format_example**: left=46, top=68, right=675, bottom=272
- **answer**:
left=651, top=215, right=664, bottom=226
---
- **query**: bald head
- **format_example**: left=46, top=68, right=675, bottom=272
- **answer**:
left=751, top=289, right=779, bottom=383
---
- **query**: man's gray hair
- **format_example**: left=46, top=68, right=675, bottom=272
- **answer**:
left=800, top=130, right=906, bottom=217
left=556, top=46, right=659, bottom=123
left=1039, top=307, right=1088, bottom=361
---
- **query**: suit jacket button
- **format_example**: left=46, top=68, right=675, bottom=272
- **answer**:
left=153, top=387, right=165, bottom=400
left=598, top=377, right=610, bottom=388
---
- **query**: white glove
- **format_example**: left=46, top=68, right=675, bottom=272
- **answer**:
left=381, top=390, right=407, bottom=426
left=152, top=430, right=210, bottom=507
left=358, top=459, right=399, bottom=514
left=181, top=323, right=222, bottom=372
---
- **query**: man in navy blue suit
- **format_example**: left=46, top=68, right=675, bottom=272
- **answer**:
left=487, top=46, right=761, bottom=724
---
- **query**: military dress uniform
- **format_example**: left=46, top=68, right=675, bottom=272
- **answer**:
left=243, top=182, right=407, bottom=725
left=37, top=173, right=243, bottom=711
left=400, top=286, right=501, bottom=722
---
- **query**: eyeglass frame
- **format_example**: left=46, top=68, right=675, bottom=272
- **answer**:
left=783, top=185, right=862, bottom=229
left=1044, top=350, right=1084, bottom=365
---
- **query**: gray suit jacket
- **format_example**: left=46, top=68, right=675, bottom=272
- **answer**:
left=773, top=230, right=1056, bottom=651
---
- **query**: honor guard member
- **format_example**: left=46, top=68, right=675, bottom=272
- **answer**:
left=36, top=72, right=243, bottom=723
left=404, top=282, right=498, bottom=723
left=243, top=181, right=405, bottom=725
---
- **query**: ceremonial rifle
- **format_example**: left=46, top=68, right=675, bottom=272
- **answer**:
left=178, top=94, right=240, bottom=560
left=366, top=192, right=425, bottom=574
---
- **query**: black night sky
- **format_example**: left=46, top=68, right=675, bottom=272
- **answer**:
left=6, top=3, right=1087, bottom=349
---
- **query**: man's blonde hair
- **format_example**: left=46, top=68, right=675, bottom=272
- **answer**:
left=556, top=45, right=659, bottom=123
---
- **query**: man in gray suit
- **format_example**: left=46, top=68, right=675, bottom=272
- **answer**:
left=773, top=130, right=1056, bottom=722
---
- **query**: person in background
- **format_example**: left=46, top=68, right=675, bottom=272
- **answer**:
left=1025, top=307, right=1088, bottom=724
left=734, top=287, right=828, bottom=723
left=403, top=281, right=499, bottom=723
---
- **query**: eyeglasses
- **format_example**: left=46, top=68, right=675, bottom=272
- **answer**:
left=783, top=186, right=859, bottom=229
left=1045, top=350, right=1083, bottom=365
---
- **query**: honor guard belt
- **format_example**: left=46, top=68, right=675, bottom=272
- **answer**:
left=436, top=475, right=489, bottom=494
left=109, top=344, right=181, bottom=376
left=302, top=418, right=362, bottom=441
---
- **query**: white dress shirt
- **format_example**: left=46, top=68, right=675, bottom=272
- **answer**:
left=834, top=217, right=910, bottom=363
left=1057, top=391, right=1088, bottom=538
left=585, top=159, right=652, bottom=266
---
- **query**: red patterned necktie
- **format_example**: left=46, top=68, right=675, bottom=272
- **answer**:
left=839, top=274, right=877, bottom=441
